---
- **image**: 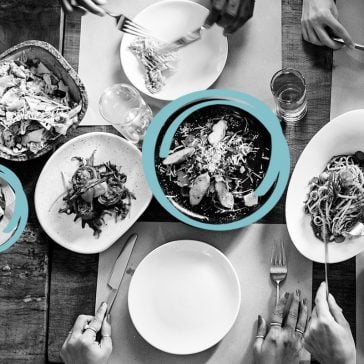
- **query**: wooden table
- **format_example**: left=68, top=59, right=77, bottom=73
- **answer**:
left=0, top=1, right=356, bottom=363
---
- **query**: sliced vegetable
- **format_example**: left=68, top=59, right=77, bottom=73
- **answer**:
left=162, top=147, right=195, bottom=165
left=215, top=181, right=234, bottom=209
left=208, top=119, right=227, bottom=146
left=189, top=172, right=210, bottom=206
left=244, top=192, right=258, bottom=207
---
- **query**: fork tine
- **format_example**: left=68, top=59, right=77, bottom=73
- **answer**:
left=124, top=18, right=149, bottom=32
left=122, top=24, right=150, bottom=38
left=281, top=241, right=287, bottom=265
left=271, top=240, right=278, bottom=264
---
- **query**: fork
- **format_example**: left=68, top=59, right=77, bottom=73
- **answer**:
left=270, top=240, right=288, bottom=305
left=104, top=9, right=152, bottom=38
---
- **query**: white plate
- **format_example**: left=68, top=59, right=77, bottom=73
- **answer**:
left=286, top=109, right=364, bottom=263
left=35, top=132, right=152, bottom=254
left=128, top=240, right=241, bottom=354
left=120, top=0, right=228, bottom=101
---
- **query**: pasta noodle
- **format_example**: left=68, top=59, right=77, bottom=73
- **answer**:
left=304, top=152, right=364, bottom=243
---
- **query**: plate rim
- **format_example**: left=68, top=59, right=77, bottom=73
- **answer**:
left=286, top=109, right=364, bottom=263
left=128, top=239, right=241, bottom=355
left=34, top=132, right=152, bottom=254
left=119, top=0, right=229, bottom=101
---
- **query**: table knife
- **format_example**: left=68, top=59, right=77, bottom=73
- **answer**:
left=105, top=233, right=138, bottom=314
left=160, top=24, right=210, bottom=52
left=333, top=37, right=364, bottom=51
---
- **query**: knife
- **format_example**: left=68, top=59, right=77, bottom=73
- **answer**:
left=333, top=37, right=364, bottom=51
left=105, top=233, right=138, bottom=314
left=160, top=24, right=210, bottom=52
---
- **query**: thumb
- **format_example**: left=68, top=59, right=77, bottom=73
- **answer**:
left=328, top=294, right=348, bottom=327
left=253, top=315, right=267, bottom=354
left=100, top=315, right=112, bottom=354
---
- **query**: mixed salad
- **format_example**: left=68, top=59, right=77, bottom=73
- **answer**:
left=59, top=151, right=135, bottom=237
left=156, top=105, right=271, bottom=223
left=0, top=57, right=80, bottom=157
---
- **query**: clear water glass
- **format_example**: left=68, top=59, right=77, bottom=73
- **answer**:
left=270, top=68, right=307, bottom=123
left=99, top=84, right=153, bottom=144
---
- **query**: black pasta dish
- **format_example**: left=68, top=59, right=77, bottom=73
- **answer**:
left=155, top=104, right=272, bottom=224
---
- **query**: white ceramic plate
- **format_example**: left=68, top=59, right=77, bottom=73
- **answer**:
left=35, top=132, right=152, bottom=254
left=286, top=109, right=364, bottom=263
left=120, top=0, right=228, bottom=101
left=128, top=240, right=241, bottom=354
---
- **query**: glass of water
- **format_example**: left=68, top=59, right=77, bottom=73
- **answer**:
left=270, top=68, right=307, bottom=123
left=99, top=84, right=153, bottom=144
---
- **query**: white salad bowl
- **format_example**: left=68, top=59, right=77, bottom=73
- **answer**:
left=35, top=132, right=152, bottom=254
left=286, top=109, right=364, bottom=263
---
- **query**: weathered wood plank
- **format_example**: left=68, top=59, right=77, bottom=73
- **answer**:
left=0, top=1, right=62, bottom=363
left=0, top=1, right=62, bottom=53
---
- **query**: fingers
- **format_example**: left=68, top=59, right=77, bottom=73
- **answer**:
left=84, top=302, right=107, bottom=339
left=315, top=27, right=342, bottom=49
left=314, top=282, right=332, bottom=320
left=100, top=314, right=113, bottom=354
left=205, top=0, right=254, bottom=34
left=296, top=298, right=308, bottom=338
left=285, top=289, right=300, bottom=330
left=270, top=291, right=290, bottom=327
left=205, top=0, right=227, bottom=28
left=305, top=24, right=322, bottom=46
left=77, top=0, right=106, bottom=16
left=60, top=0, right=74, bottom=13
left=224, top=0, right=254, bottom=35
left=71, top=314, right=93, bottom=336
left=216, top=0, right=240, bottom=33
left=253, top=315, right=267, bottom=354
left=328, top=293, right=348, bottom=327
left=324, top=15, right=354, bottom=48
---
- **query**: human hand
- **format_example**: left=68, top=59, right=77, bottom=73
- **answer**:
left=205, top=0, right=255, bottom=35
left=253, top=290, right=308, bottom=364
left=59, top=0, right=106, bottom=16
left=304, top=282, right=356, bottom=364
left=60, top=302, right=112, bottom=364
left=301, top=0, right=354, bottom=49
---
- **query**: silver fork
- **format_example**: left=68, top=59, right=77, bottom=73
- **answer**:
left=270, top=240, right=288, bottom=305
left=104, top=9, right=152, bottom=38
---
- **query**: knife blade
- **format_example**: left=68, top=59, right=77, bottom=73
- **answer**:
left=160, top=24, right=210, bottom=52
left=105, top=233, right=138, bottom=314
left=333, top=37, right=364, bottom=51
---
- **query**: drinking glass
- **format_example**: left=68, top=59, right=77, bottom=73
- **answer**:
left=270, top=68, right=307, bottom=123
left=99, top=84, right=153, bottom=144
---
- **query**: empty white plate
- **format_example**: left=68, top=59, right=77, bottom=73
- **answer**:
left=286, top=109, right=364, bottom=263
left=35, top=132, right=152, bottom=254
left=128, top=240, right=241, bottom=354
left=120, top=0, right=228, bottom=101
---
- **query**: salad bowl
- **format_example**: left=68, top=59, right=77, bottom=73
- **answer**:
left=0, top=40, right=87, bottom=161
